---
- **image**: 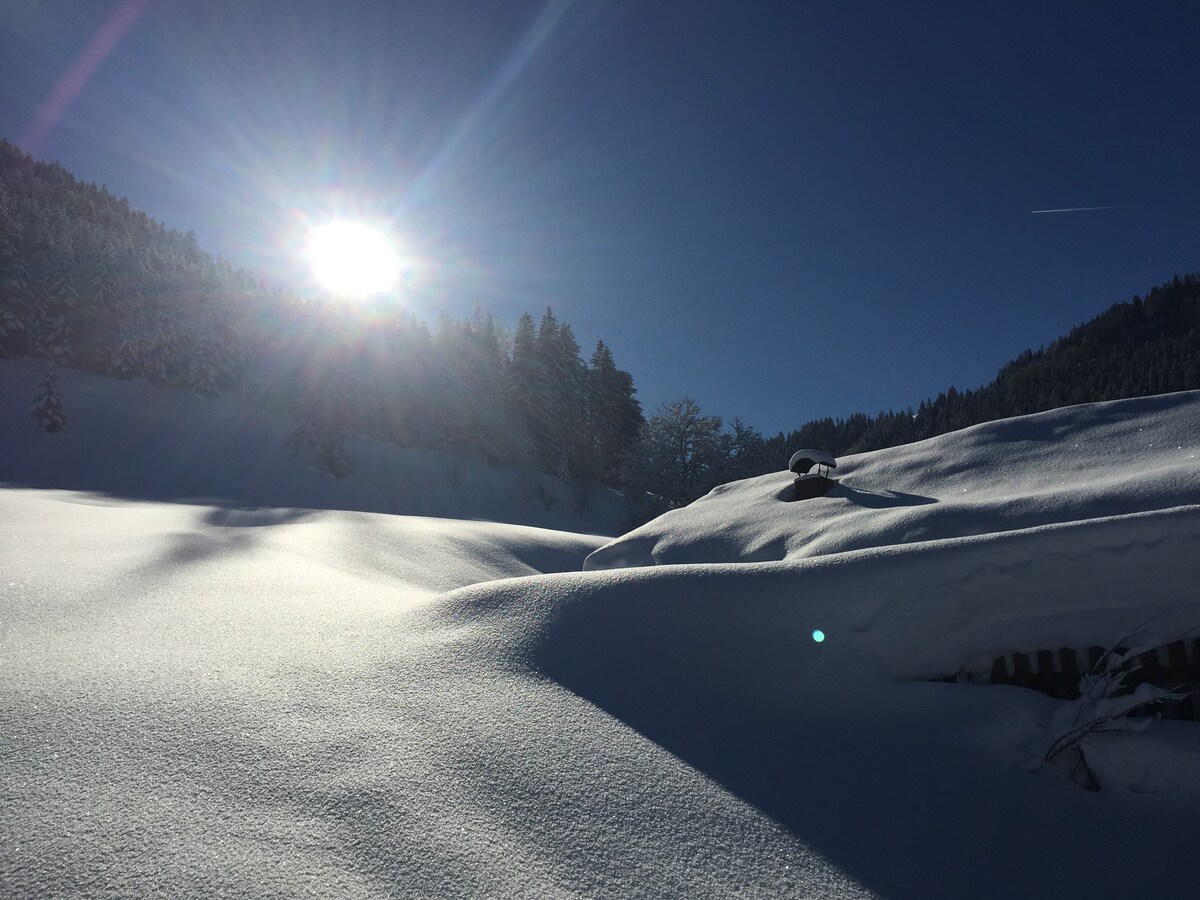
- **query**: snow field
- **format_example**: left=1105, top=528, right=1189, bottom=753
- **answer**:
left=0, top=489, right=869, bottom=898
left=0, top=359, right=626, bottom=534
left=3, top=365, right=1200, bottom=898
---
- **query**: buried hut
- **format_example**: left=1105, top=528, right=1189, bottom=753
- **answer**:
left=788, top=448, right=837, bottom=500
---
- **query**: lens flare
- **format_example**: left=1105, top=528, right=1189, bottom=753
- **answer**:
left=812, top=629, right=825, bottom=643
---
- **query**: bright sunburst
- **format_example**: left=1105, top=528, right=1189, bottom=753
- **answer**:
left=306, top=221, right=401, bottom=297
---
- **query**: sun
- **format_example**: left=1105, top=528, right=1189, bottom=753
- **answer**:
left=306, top=221, right=401, bottom=297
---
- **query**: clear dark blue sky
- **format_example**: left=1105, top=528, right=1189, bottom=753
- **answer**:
left=2, top=1, right=1197, bottom=436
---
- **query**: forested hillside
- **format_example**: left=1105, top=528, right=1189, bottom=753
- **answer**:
left=612, top=276, right=1199, bottom=522
left=2, top=138, right=1196, bottom=522
left=0, top=139, right=643, bottom=492
left=764, top=274, right=1200, bottom=464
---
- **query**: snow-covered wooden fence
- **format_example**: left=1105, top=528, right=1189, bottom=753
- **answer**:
left=945, top=640, right=1200, bottom=721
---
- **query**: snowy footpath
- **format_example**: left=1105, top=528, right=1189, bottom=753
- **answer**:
left=3, top=376, right=1200, bottom=898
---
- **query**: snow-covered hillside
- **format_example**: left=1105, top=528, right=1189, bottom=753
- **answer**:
left=586, top=390, right=1200, bottom=569
left=0, top=359, right=624, bottom=534
left=3, top=369, right=1199, bottom=899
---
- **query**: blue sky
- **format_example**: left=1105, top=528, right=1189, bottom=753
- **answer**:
left=2, top=1, right=1197, bottom=436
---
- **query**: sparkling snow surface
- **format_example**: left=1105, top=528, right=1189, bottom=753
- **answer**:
left=3, top=365, right=1200, bottom=898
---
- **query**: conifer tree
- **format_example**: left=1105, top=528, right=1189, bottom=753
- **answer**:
left=430, top=312, right=476, bottom=449
left=549, top=321, right=590, bottom=480
left=76, top=237, right=121, bottom=368
left=286, top=364, right=357, bottom=477
left=187, top=313, right=230, bottom=397
left=462, top=306, right=523, bottom=462
left=30, top=363, right=66, bottom=432
left=142, top=290, right=183, bottom=387
left=109, top=325, right=143, bottom=377
left=588, top=340, right=643, bottom=485
left=0, top=196, right=30, bottom=351
left=29, top=311, right=72, bottom=433
left=533, top=307, right=565, bottom=468
left=507, top=311, right=545, bottom=457
left=27, top=228, right=78, bottom=361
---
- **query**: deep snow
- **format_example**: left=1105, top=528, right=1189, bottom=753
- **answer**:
left=3, top=363, right=1199, bottom=898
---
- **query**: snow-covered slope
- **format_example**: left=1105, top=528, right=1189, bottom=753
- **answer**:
left=0, top=359, right=623, bottom=533
left=0, top=488, right=869, bottom=899
left=585, top=390, right=1200, bottom=569
left=3, top=379, right=1199, bottom=899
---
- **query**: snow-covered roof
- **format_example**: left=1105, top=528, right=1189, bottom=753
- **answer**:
left=788, top=448, right=837, bottom=474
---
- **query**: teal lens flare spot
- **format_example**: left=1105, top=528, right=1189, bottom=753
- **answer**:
left=812, top=629, right=825, bottom=643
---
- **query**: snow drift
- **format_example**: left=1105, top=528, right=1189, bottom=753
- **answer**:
left=3, top=369, right=1199, bottom=899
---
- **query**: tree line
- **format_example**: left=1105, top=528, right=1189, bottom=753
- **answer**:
left=3, top=138, right=1198, bottom=523
left=609, top=274, right=1199, bottom=523
left=762, top=273, right=1200, bottom=466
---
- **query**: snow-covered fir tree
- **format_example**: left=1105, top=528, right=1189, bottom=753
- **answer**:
left=108, top=324, right=144, bottom=377
left=587, top=340, right=644, bottom=484
left=29, top=364, right=66, bottom=432
left=286, top=353, right=358, bottom=478
left=184, top=283, right=244, bottom=397
left=507, top=312, right=545, bottom=454
left=0, top=196, right=30, bottom=347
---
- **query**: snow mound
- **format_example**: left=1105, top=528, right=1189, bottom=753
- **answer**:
left=0, top=487, right=868, bottom=900
left=585, top=390, right=1200, bottom=569
left=438, top=496, right=1200, bottom=896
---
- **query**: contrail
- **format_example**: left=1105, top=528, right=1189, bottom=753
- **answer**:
left=1030, top=203, right=1145, bottom=214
